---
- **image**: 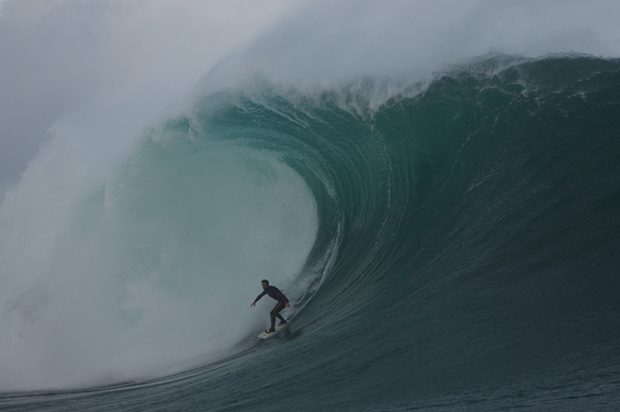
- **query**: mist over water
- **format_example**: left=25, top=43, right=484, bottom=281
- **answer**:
left=0, top=125, right=318, bottom=389
left=201, top=0, right=620, bottom=94
left=1, top=0, right=620, bottom=396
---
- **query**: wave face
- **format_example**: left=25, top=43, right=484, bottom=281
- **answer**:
left=2, top=54, right=620, bottom=410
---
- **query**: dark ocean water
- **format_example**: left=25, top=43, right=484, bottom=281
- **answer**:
left=2, top=54, right=620, bottom=411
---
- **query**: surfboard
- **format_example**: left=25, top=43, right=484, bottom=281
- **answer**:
left=258, top=323, right=288, bottom=339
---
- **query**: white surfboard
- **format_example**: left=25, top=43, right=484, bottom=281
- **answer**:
left=257, top=323, right=288, bottom=339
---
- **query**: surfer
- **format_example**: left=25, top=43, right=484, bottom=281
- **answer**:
left=251, top=279, right=290, bottom=333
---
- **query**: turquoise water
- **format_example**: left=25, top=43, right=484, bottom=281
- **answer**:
left=1, top=54, right=620, bottom=410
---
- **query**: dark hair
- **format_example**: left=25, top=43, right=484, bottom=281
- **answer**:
left=261, top=279, right=269, bottom=285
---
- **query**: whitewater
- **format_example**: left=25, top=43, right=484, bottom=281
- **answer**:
left=1, top=1, right=620, bottom=411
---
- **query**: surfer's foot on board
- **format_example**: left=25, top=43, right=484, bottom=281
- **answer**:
left=266, top=328, right=275, bottom=333
left=279, top=320, right=287, bottom=326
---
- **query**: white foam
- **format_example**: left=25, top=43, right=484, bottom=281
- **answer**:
left=0, top=133, right=318, bottom=390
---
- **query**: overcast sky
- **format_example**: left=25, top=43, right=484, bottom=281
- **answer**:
left=1, top=0, right=620, bottom=196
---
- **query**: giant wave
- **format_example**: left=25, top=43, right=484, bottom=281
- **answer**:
left=1, top=53, right=620, bottom=410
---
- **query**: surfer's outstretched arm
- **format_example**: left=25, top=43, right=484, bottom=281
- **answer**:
left=251, top=291, right=267, bottom=307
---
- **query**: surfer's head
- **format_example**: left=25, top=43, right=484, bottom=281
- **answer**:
left=261, top=279, right=269, bottom=289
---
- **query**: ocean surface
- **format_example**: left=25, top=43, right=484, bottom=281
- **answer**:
left=1, top=54, right=620, bottom=411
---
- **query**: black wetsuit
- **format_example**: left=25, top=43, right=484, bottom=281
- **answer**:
left=254, top=286, right=289, bottom=330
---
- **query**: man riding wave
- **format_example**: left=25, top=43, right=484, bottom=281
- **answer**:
left=251, top=279, right=290, bottom=333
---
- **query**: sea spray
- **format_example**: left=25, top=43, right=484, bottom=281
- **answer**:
left=0, top=113, right=318, bottom=390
